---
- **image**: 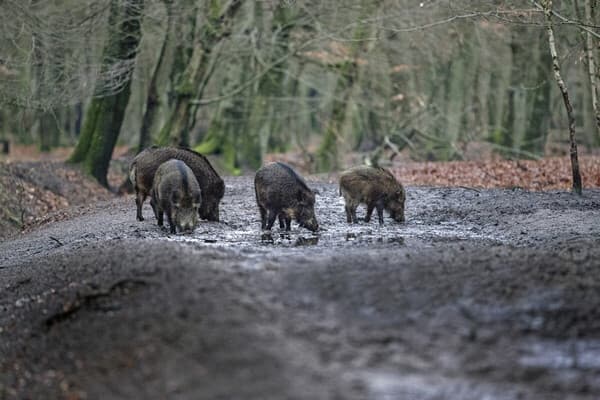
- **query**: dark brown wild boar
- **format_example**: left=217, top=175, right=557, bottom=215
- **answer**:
left=129, top=146, right=224, bottom=222
left=151, top=159, right=202, bottom=234
left=254, top=162, right=319, bottom=232
left=339, top=165, right=405, bottom=225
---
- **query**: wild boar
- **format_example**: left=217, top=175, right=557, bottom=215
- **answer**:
left=129, top=146, right=224, bottom=222
left=254, top=162, right=319, bottom=232
left=150, top=159, right=202, bottom=234
left=339, top=165, right=405, bottom=225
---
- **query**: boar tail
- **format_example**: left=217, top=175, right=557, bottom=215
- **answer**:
left=128, top=161, right=137, bottom=185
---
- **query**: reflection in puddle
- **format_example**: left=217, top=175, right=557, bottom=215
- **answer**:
left=357, top=370, right=517, bottom=400
left=154, top=216, right=502, bottom=253
left=295, top=236, right=319, bottom=246
left=260, top=232, right=320, bottom=247
left=260, top=233, right=275, bottom=243
left=520, top=340, right=600, bottom=370
left=345, top=232, right=404, bottom=245
left=388, top=236, right=404, bottom=244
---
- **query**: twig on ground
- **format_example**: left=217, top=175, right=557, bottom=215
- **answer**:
left=49, top=236, right=63, bottom=246
left=44, top=278, right=157, bottom=329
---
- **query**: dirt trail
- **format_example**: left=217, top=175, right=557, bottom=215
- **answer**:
left=1, top=177, right=600, bottom=399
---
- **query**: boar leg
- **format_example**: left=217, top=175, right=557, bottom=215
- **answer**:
left=345, top=205, right=352, bottom=223
left=198, top=204, right=208, bottom=220
left=265, top=210, right=278, bottom=231
left=278, top=214, right=286, bottom=229
left=156, top=207, right=164, bottom=227
left=135, top=190, right=146, bottom=221
left=278, top=214, right=291, bottom=230
left=345, top=205, right=358, bottom=224
left=365, top=204, right=375, bottom=223
left=350, top=206, right=358, bottom=223
left=279, top=214, right=291, bottom=231
left=150, top=198, right=158, bottom=220
left=258, top=205, right=267, bottom=230
left=166, top=211, right=176, bottom=234
left=209, top=206, right=219, bottom=223
left=376, top=203, right=385, bottom=225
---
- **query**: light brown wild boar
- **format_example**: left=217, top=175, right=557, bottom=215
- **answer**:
left=254, top=162, right=319, bottom=232
left=339, top=166, right=405, bottom=225
left=150, top=159, right=202, bottom=234
left=129, top=146, right=224, bottom=222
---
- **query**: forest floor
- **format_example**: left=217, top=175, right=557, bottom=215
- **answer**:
left=1, top=152, right=600, bottom=399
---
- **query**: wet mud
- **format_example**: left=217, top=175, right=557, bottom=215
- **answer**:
left=1, top=176, right=600, bottom=399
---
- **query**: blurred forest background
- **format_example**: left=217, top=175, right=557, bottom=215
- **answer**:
left=1, top=0, right=600, bottom=182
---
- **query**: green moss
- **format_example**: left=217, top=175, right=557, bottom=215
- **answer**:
left=194, top=134, right=220, bottom=154
left=222, top=140, right=241, bottom=175
left=174, top=80, right=195, bottom=97
left=68, top=100, right=101, bottom=163
left=316, top=127, right=338, bottom=172
left=155, top=116, right=173, bottom=146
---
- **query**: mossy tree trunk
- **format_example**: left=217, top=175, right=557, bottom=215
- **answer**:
left=39, top=111, right=60, bottom=151
left=445, top=42, right=468, bottom=159
left=137, top=0, right=175, bottom=153
left=68, top=0, right=144, bottom=187
left=316, top=1, right=381, bottom=171
left=33, top=27, right=61, bottom=152
left=157, top=0, right=242, bottom=148
left=582, top=0, right=600, bottom=143
left=316, top=61, right=357, bottom=171
left=523, top=32, right=552, bottom=154
left=242, top=3, right=297, bottom=168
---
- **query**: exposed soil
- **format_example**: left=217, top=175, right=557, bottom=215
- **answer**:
left=0, top=157, right=128, bottom=241
left=1, top=175, right=599, bottom=400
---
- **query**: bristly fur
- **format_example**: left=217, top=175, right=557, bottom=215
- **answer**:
left=129, top=146, right=225, bottom=222
left=254, top=162, right=318, bottom=232
left=275, top=162, right=310, bottom=192
left=175, top=160, right=189, bottom=198
left=339, top=165, right=405, bottom=225
left=176, top=147, right=222, bottom=184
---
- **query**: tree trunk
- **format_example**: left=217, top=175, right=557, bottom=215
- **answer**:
left=137, top=0, right=174, bottom=153
left=241, top=2, right=296, bottom=167
left=316, top=62, right=357, bottom=171
left=583, top=0, right=600, bottom=139
left=33, top=25, right=60, bottom=152
left=157, top=0, right=242, bottom=147
left=39, top=111, right=59, bottom=151
left=316, top=1, right=382, bottom=171
left=68, top=0, right=144, bottom=187
left=524, top=32, right=552, bottom=154
left=544, top=0, right=583, bottom=195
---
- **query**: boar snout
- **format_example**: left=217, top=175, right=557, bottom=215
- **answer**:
left=389, top=203, right=405, bottom=223
left=300, top=216, right=319, bottom=232
left=175, top=206, right=200, bottom=234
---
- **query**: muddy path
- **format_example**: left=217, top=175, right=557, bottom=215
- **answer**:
left=1, top=177, right=600, bottom=400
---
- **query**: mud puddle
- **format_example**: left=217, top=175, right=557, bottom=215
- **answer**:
left=143, top=218, right=504, bottom=255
